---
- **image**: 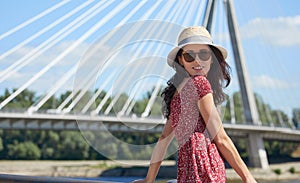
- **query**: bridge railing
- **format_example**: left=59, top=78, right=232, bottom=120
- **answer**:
left=0, top=109, right=299, bottom=132
left=0, top=174, right=113, bottom=183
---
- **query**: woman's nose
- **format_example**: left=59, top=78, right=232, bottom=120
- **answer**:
left=194, top=55, right=202, bottom=63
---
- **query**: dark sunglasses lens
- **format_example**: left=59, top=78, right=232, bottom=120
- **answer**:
left=183, top=52, right=195, bottom=62
left=183, top=50, right=211, bottom=62
left=199, top=50, right=211, bottom=61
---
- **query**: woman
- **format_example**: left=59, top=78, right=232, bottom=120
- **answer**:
left=133, top=26, right=257, bottom=183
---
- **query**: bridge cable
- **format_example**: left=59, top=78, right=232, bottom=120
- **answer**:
left=55, top=0, right=137, bottom=112
left=0, top=0, right=71, bottom=41
left=78, top=2, right=151, bottom=113
left=92, top=0, right=170, bottom=114
left=57, top=0, right=164, bottom=114
left=0, top=0, right=111, bottom=83
left=28, top=64, right=77, bottom=113
left=124, top=0, right=204, bottom=116
left=118, top=1, right=187, bottom=117
left=0, top=0, right=133, bottom=110
left=0, top=0, right=94, bottom=61
left=2, top=0, right=112, bottom=111
left=62, top=1, right=149, bottom=113
left=102, top=0, right=189, bottom=116
left=12, top=0, right=113, bottom=112
left=101, top=4, right=174, bottom=115
left=81, top=71, right=117, bottom=114
left=79, top=0, right=149, bottom=114
left=140, top=0, right=202, bottom=118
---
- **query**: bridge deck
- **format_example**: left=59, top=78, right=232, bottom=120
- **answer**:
left=0, top=112, right=299, bottom=142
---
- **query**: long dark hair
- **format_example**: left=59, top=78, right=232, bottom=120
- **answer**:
left=161, top=45, right=231, bottom=119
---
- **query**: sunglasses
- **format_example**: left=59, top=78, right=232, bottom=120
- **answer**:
left=182, top=49, right=212, bottom=62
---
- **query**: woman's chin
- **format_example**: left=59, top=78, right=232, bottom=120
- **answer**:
left=191, top=72, right=205, bottom=76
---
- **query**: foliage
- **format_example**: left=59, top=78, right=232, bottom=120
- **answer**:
left=2, top=89, right=36, bottom=110
left=40, top=96, right=60, bottom=110
left=292, top=108, right=300, bottom=128
left=289, top=167, right=296, bottom=174
left=0, top=137, right=3, bottom=152
left=264, top=140, right=299, bottom=158
left=7, top=141, right=41, bottom=160
left=55, top=131, right=90, bottom=160
left=273, top=168, right=282, bottom=175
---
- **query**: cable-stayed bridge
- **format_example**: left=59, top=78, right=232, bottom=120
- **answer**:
left=0, top=0, right=299, bottom=170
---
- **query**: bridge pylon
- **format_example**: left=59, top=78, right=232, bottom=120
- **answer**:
left=205, top=0, right=269, bottom=169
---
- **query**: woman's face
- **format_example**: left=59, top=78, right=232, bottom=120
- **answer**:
left=178, top=44, right=213, bottom=77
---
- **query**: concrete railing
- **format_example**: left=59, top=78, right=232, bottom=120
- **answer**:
left=0, top=174, right=115, bottom=183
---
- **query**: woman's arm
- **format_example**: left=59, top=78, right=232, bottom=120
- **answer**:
left=132, top=119, right=174, bottom=183
left=198, top=93, right=257, bottom=183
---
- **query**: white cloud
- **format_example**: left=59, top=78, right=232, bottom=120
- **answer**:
left=252, top=75, right=296, bottom=89
left=240, top=15, right=300, bottom=46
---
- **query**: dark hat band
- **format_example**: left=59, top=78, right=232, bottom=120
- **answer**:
left=178, top=35, right=213, bottom=46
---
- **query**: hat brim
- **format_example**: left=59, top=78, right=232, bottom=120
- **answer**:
left=167, top=42, right=228, bottom=67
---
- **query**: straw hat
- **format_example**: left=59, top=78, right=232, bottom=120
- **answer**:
left=167, top=26, right=228, bottom=67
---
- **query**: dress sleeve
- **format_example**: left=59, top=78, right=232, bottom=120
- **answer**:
left=192, top=75, right=213, bottom=100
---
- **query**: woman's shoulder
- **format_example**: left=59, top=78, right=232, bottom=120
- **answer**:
left=190, top=75, right=213, bottom=99
left=191, top=75, right=210, bottom=85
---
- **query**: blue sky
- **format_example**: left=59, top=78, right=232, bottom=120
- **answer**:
left=0, top=0, right=299, bottom=117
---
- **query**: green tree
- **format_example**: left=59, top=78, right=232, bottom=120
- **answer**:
left=4, top=89, right=36, bottom=110
left=0, top=138, right=3, bottom=152
left=222, top=99, right=232, bottom=122
left=0, top=130, right=3, bottom=152
left=292, top=108, right=300, bottom=128
left=57, top=91, right=72, bottom=109
left=88, top=131, right=119, bottom=160
left=264, top=140, right=299, bottom=158
left=93, top=91, right=111, bottom=114
left=271, top=110, right=289, bottom=127
left=133, top=99, right=147, bottom=115
left=232, top=92, right=245, bottom=123
left=72, top=90, right=94, bottom=113
left=40, top=96, right=60, bottom=110
left=255, top=93, right=268, bottom=125
left=0, top=89, right=10, bottom=102
left=7, top=141, right=41, bottom=160
left=56, top=131, right=90, bottom=160
left=109, top=93, right=128, bottom=115
left=2, top=130, right=22, bottom=145
left=24, top=130, right=46, bottom=144
left=40, top=131, right=60, bottom=159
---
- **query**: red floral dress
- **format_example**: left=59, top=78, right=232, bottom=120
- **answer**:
left=170, top=75, right=226, bottom=183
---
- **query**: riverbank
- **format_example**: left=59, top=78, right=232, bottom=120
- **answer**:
left=0, top=160, right=299, bottom=182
